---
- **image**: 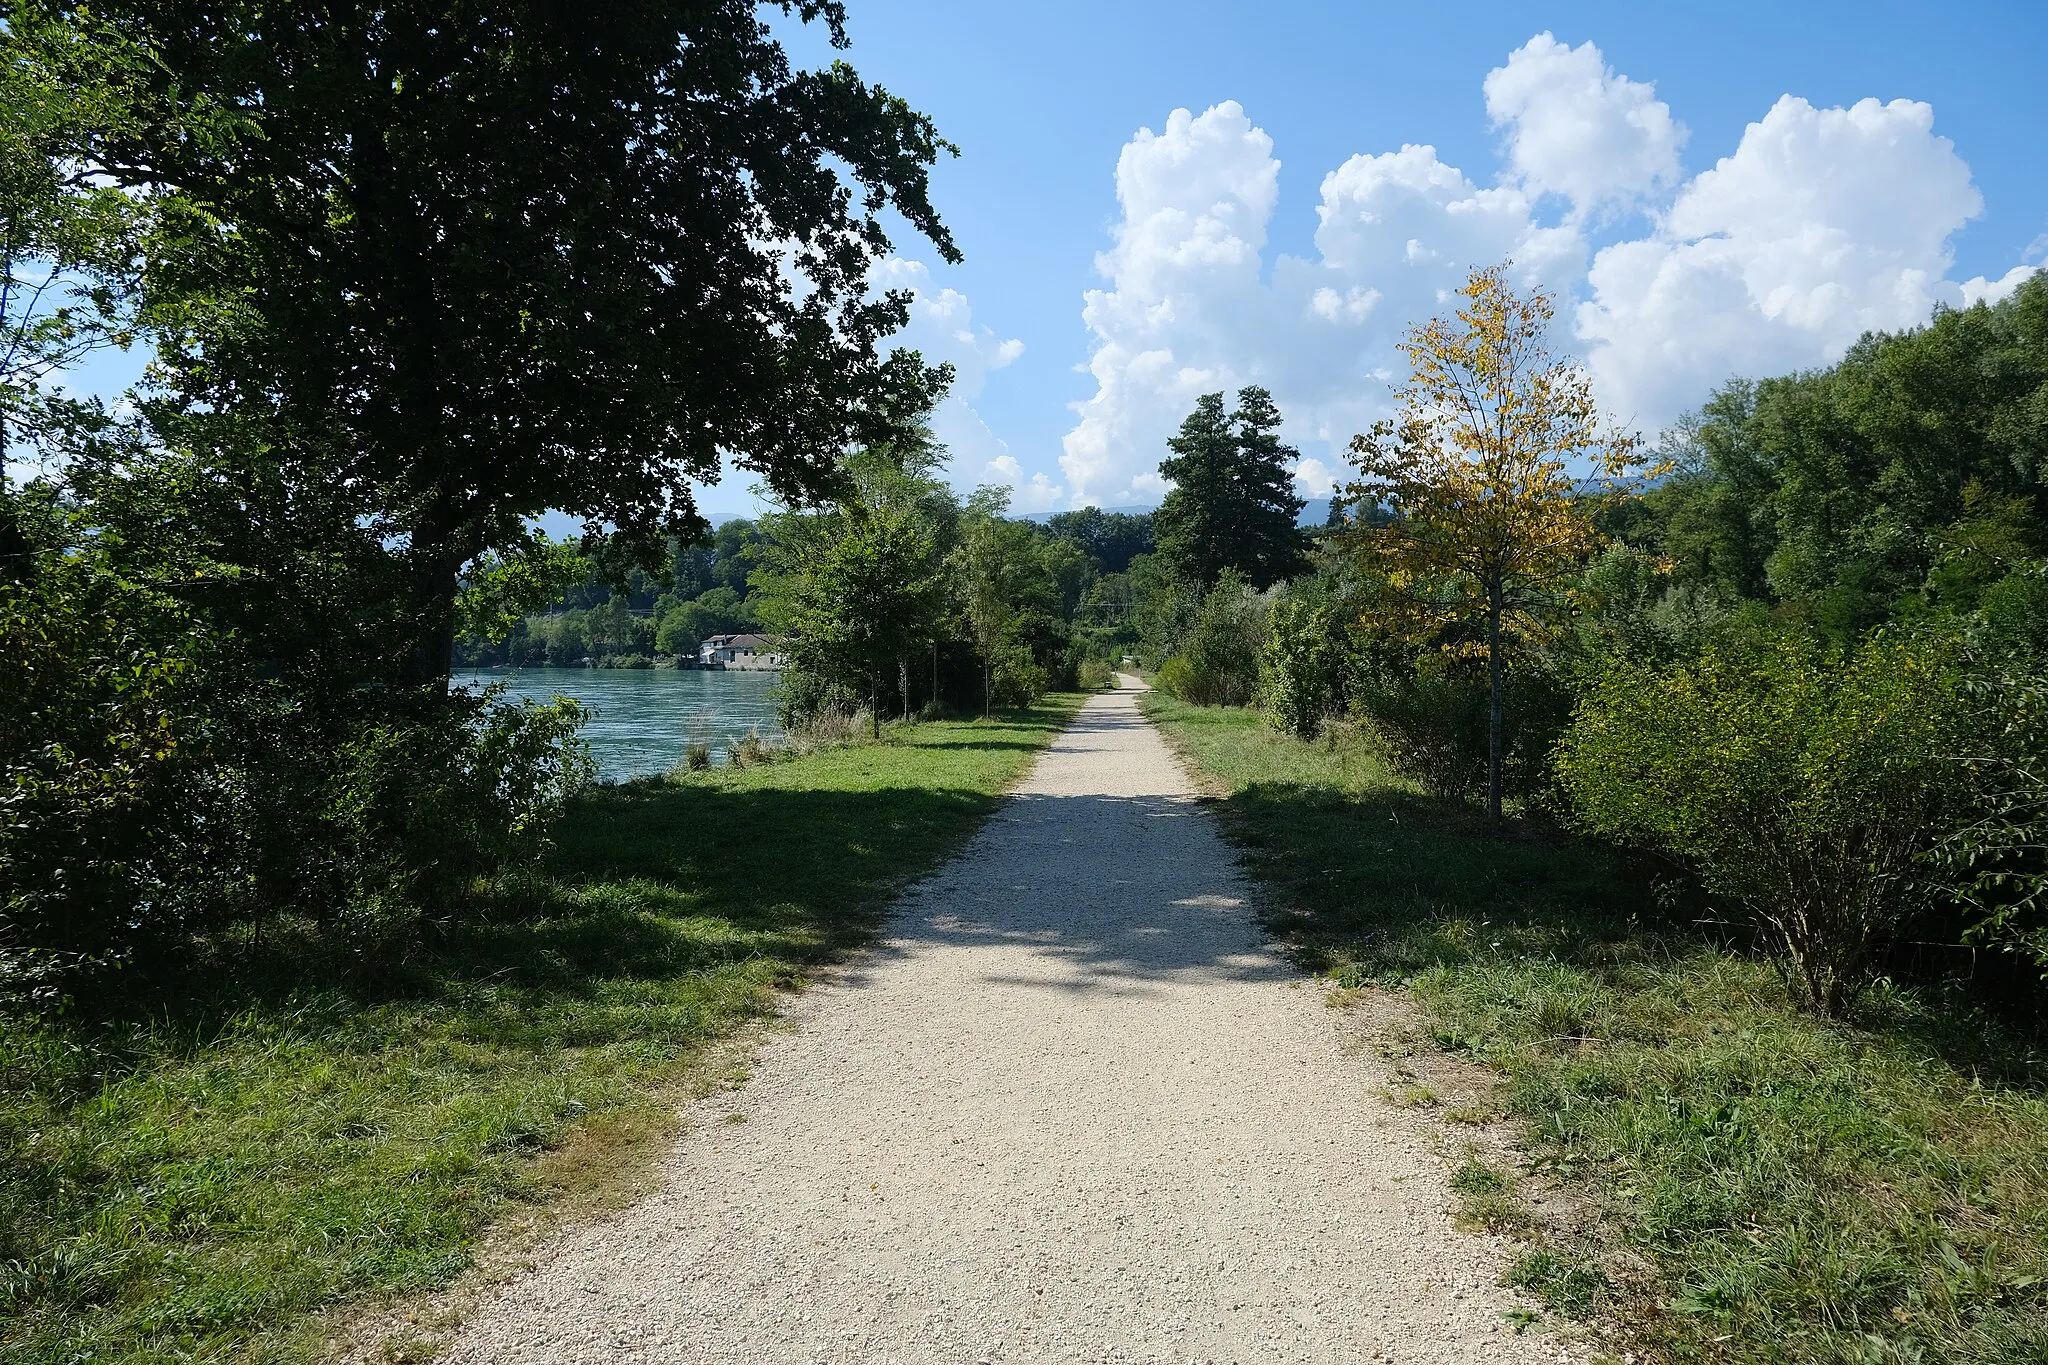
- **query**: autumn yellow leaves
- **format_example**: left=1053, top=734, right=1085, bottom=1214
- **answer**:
left=1334, top=262, right=1668, bottom=818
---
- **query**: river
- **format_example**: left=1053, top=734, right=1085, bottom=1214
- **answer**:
left=452, top=667, right=784, bottom=780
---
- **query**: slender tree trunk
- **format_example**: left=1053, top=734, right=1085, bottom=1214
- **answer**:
left=0, top=439, right=28, bottom=584
left=871, top=669, right=883, bottom=739
left=1486, top=579, right=1504, bottom=825
left=932, top=642, right=939, bottom=711
left=402, top=491, right=479, bottom=694
left=899, top=658, right=911, bottom=721
left=983, top=660, right=991, bottom=718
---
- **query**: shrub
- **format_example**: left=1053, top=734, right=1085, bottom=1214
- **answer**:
left=1261, top=594, right=1346, bottom=738
left=1157, top=572, right=1266, bottom=706
left=320, top=692, right=593, bottom=951
left=774, top=668, right=860, bottom=729
left=1076, top=657, right=1114, bottom=691
left=1, top=555, right=227, bottom=992
left=989, top=647, right=1048, bottom=708
left=1154, top=654, right=1198, bottom=702
left=1350, top=649, right=1568, bottom=803
left=1556, top=628, right=1986, bottom=1015
left=1352, top=652, right=1491, bottom=799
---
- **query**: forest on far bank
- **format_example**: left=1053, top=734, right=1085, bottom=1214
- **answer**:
left=454, top=504, right=1158, bottom=691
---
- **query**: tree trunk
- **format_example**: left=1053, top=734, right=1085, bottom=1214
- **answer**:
left=983, top=659, right=991, bottom=718
left=899, top=657, right=911, bottom=721
left=402, top=493, right=480, bottom=694
left=1486, top=579, right=1504, bottom=825
left=871, top=669, right=883, bottom=739
left=0, top=449, right=30, bottom=585
left=932, top=643, right=939, bottom=713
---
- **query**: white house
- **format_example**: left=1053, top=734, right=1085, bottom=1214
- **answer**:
left=697, top=633, right=785, bottom=671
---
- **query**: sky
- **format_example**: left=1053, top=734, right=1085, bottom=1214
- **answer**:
left=43, top=1, right=2048, bottom=522
left=751, top=0, right=2048, bottom=516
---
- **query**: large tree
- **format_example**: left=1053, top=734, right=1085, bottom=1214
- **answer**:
left=1154, top=386, right=1306, bottom=591
left=17, top=0, right=959, bottom=684
left=1341, top=263, right=1655, bottom=822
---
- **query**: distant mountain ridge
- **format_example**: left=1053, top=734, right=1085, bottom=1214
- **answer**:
left=1024, top=499, right=1331, bottom=528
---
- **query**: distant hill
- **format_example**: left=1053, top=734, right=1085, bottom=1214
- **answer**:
left=1025, top=500, right=1331, bottom=527
left=1020, top=505, right=1155, bottom=523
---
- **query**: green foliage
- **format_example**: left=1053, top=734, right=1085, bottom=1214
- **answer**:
left=0, top=7, right=158, bottom=461
left=1557, top=628, right=1987, bottom=1014
left=1044, top=506, right=1155, bottom=575
left=1353, top=652, right=1493, bottom=800
left=454, top=537, right=591, bottom=645
left=988, top=647, right=1049, bottom=709
left=0, top=494, right=219, bottom=989
left=0, top=467, right=595, bottom=1002
left=20, top=1, right=964, bottom=683
left=1154, top=387, right=1307, bottom=592
left=1260, top=592, right=1347, bottom=738
left=1075, top=656, right=1115, bottom=691
left=1621, top=277, right=2048, bottom=631
left=1148, top=695, right=2048, bottom=1365
left=951, top=488, right=1061, bottom=712
left=0, top=702, right=1077, bottom=1365
left=1155, top=572, right=1267, bottom=707
left=757, top=499, right=944, bottom=732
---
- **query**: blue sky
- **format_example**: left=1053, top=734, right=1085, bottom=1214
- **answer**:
left=752, top=0, right=2048, bottom=515
left=49, top=1, right=2048, bottom=522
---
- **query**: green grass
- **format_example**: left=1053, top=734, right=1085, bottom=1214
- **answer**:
left=1144, top=693, right=2048, bottom=1365
left=0, top=700, right=1080, bottom=1365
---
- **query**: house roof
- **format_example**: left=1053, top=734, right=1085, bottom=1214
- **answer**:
left=704, top=633, right=775, bottom=650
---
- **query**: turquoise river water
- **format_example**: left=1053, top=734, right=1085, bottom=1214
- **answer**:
left=453, top=667, right=783, bottom=780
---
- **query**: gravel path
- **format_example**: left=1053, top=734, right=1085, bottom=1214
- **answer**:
left=443, top=684, right=1572, bottom=1364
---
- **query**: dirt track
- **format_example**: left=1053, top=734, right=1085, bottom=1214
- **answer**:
left=443, top=683, right=1573, bottom=1364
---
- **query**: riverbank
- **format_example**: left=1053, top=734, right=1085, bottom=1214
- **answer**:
left=0, top=700, right=1082, bottom=1365
left=1143, top=694, right=2048, bottom=1365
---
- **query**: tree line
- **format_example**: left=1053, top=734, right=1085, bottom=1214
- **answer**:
left=1150, top=264, right=2048, bottom=1018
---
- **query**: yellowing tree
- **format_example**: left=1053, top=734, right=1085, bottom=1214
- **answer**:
left=1340, top=263, right=1662, bottom=821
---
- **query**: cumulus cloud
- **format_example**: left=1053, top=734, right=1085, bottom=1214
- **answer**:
left=1483, top=33, right=1686, bottom=214
left=870, top=257, right=1026, bottom=494
left=1056, top=40, right=2027, bottom=509
left=1059, top=103, right=1581, bottom=507
left=1578, top=96, right=1983, bottom=424
left=1961, top=264, right=2043, bottom=308
left=1060, top=103, right=1277, bottom=508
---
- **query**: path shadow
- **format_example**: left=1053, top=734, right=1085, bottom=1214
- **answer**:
left=841, top=790, right=1296, bottom=998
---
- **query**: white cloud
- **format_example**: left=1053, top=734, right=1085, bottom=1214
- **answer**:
left=1056, top=42, right=2026, bottom=507
left=1578, top=96, right=1984, bottom=425
left=1060, top=102, right=1277, bottom=507
left=1483, top=33, right=1685, bottom=214
left=870, top=257, right=1026, bottom=492
left=1962, top=264, right=2042, bottom=307
left=1291, top=456, right=1340, bottom=499
left=1060, top=104, right=1579, bottom=507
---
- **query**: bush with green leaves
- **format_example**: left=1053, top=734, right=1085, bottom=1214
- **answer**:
left=1156, top=572, right=1266, bottom=707
left=1260, top=593, right=1347, bottom=738
left=1075, top=656, right=1114, bottom=691
left=1556, top=627, right=1988, bottom=1015
left=1, top=476, right=596, bottom=1005
left=989, top=647, right=1048, bottom=708
left=1352, top=651, right=1492, bottom=799
left=320, top=691, right=593, bottom=952
left=1, top=528, right=225, bottom=993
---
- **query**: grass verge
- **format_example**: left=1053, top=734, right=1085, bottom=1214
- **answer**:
left=1144, top=693, right=2048, bottom=1365
left=1, top=699, right=1080, bottom=1365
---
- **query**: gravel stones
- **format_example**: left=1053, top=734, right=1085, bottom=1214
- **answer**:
left=442, top=686, right=1574, bottom=1364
